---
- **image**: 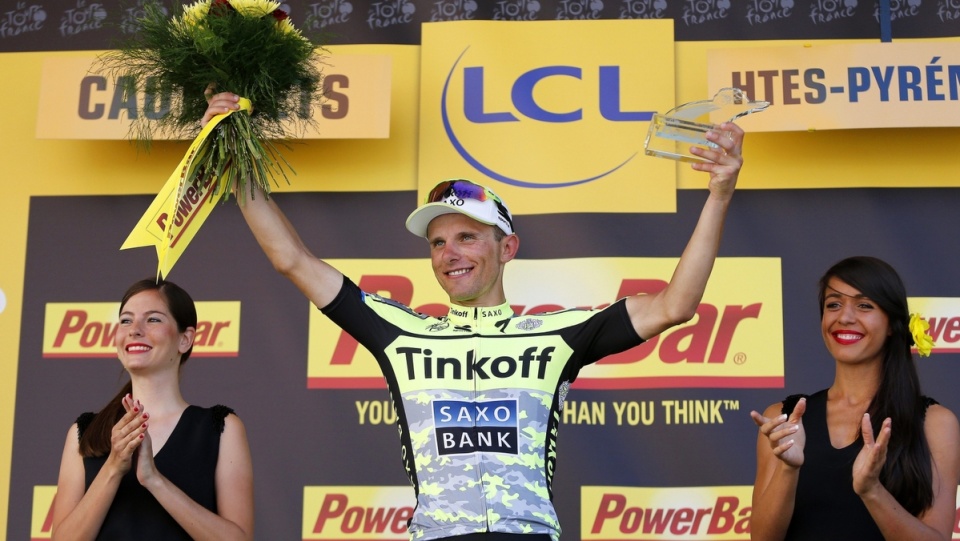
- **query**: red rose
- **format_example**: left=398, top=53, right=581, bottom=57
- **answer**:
left=209, top=0, right=235, bottom=16
left=271, top=8, right=288, bottom=21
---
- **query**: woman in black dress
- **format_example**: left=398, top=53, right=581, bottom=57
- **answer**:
left=750, top=256, right=960, bottom=541
left=51, top=279, right=253, bottom=540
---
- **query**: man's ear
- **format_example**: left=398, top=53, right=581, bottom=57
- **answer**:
left=500, top=234, right=520, bottom=263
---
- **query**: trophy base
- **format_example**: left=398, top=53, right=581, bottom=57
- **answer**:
left=643, top=114, right=719, bottom=164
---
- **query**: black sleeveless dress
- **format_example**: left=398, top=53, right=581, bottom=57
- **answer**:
left=77, top=405, right=234, bottom=540
left=780, top=390, right=934, bottom=541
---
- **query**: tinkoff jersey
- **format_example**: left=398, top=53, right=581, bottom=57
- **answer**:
left=322, top=277, right=644, bottom=541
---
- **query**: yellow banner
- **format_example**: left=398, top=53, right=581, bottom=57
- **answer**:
left=36, top=53, right=391, bottom=140
left=307, top=258, right=783, bottom=390
left=418, top=20, right=677, bottom=215
left=707, top=41, right=960, bottom=131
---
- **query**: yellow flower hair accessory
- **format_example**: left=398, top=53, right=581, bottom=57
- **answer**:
left=909, top=313, right=935, bottom=357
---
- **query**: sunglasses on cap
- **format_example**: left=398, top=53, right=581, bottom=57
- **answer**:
left=426, top=179, right=514, bottom=230
left=426, top=179, right=497, bottom=204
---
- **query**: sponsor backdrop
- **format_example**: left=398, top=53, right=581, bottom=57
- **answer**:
left=3, top=1, right=960, bottom=541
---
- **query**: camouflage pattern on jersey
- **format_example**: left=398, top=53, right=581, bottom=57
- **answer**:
left=321, top=278, right=643, bottom=541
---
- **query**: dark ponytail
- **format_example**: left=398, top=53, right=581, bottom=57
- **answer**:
left=79, top=381, right=132, bottom=457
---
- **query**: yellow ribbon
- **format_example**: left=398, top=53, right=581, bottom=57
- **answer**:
left=121, top=98, right=252, bottom=279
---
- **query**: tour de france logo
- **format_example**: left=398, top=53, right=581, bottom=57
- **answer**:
left=120, top=1, right=165, bottom=35
left=366, top=0, right=416, bottom=29
left=939, top=0, right=960, bottom=21
left=680, top=0, right=731, bottom=26
left=619, top=0, right=669, bottom=19
left=59, top=0, right=107, bottom=37
left=2, top=2, right=47, bottom=37
left=304, top=0, right=354, bottom=31
left=493, top=0, right=542, bottom=21
left=809, top=0, right=859, bottom=24
left=430, top=0, right=479, bottom=21
left=745, top=0, right=794, bottom=25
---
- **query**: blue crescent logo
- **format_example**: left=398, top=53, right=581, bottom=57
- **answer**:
left=441, top=47, right=637, bottom=189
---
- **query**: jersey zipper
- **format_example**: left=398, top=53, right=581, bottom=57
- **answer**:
left=471, top=306, right=490, bottom=532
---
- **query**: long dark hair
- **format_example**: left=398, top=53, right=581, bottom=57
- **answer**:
left=818, top=256, right=932, bottom=515
left=79, top=279, right=197, bottom=457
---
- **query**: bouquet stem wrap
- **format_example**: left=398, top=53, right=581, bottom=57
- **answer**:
left=122, top=98, right=253, bottom=279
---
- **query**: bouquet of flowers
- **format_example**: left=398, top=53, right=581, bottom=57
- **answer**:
left=100, top=0, right=325, bottom=278
left=99, top=0, right=325, bottom=200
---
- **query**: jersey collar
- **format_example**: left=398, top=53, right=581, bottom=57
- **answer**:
left=446, top=301, right=514, bottom=329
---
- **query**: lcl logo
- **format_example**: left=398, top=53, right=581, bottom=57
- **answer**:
left=440, top=47, right=657, bottom=188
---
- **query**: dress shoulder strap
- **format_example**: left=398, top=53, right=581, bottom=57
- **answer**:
left=75, top=412, right=95, bottom=440
left=210, top=404, right=236, bottom=433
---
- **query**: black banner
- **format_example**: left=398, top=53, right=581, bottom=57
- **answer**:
left=4, top=0, right=960, bottom=53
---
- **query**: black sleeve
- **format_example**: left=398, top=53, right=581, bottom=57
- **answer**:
left=564, top=298, right=644, bottom=370
left=75, top=412, right=95, bottom=440
left=321, top=276, right=406, bottom=353
left=547, top=300, right=645, bottom=388
left=211, top=405, right=236, bottom=434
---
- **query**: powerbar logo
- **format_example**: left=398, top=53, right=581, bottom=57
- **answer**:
left=582, top=486, right=752, bottom=540
left=303, top=486, right=414, bottom=540
left=30, top=485, right=56, bottom=540
left=433, top=399, right=518, bottom=455
left=307, top=258, right=784, bottom=390
left=152, top=170, right=217, bottom=249
left=42, top=301, right=241, bottom=358
left=582, top=488, right=960, bottom=540
left=910, top=297, right=960, bottom=354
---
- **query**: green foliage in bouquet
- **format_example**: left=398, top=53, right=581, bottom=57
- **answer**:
left=98, top=0, right=326, bottom=200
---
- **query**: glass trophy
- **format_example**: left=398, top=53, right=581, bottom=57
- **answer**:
left=644, top=88, right=770, bottom=163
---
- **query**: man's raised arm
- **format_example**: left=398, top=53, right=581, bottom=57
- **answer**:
left=203, top=92, right=344, bottom=309
left=626, top=121, right=744, bottom=340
